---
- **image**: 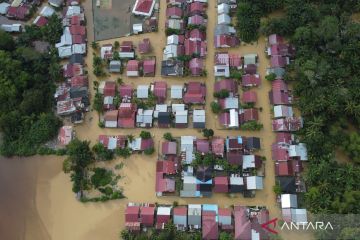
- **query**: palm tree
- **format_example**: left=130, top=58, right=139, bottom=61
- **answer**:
left=127, top=134, right=134, bottom=143
left=91, top=41, right=99, bottom=50
left=116, top=78, right=123, bottom=85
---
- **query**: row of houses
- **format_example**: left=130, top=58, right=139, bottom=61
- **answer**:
left=102, top=81, right=207, bottom=128
left=125, top=203, right=270, bottom=240
left=156, top=135, right=265, bottom=197
left=161, top=0, right=208, bottom=77
left=97, top=134, right=154, bottom=152
left=54, top=1, right=87, bottom=123
left=266, top=34, right=309, bottom=224
left=214, top=0, right=240, bottom=48
left=1, top=0, right=40, bottom=21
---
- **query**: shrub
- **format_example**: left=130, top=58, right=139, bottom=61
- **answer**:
left=144, top=147, right=155, bottom=155
left=140, top=131, right=151, bottom=139
left=211, top=101, right=222, bottom=114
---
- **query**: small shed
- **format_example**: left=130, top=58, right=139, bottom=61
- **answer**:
left=137, top=85, right=149, bottom=99
left=281, top=194, right=298, bottom=209
left=193, top=109, right=205, bottom=129
left=109, top=60, right=121, bottom=73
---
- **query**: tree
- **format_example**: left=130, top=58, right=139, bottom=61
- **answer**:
left=235, top=2, right=260, bottom=43
left=341, top=132, right=360, bottom=163
left=140, top=131, right=151, bottom=139
left=114, top=41, right=120, bottom=49
left=202, top=128, right=214, bottom=139
left=92, top=143, right=114, bottom=161
left=0, top=30, right=15, bottom=51
left=213, top=89, right=230, bottom=99
left=265, top=73, right=277, bottom=82
left=115, top=147, right=131, bottom=158
left=163, top=132, right=174, bottom=141
left=219, top=232, right=232, bottom=240
left=127, top=134, right=135, bottom=143
left=144, top=147, right=155, bottom=155
left=93, top=92, right=104, bottom=114
left=116, top=78, right=123, bottom=85
left=91, top=41, right=99, bottom=50
left=211, top=101, right=222, bottom=114
left=41, top=15, right=63, bottom=44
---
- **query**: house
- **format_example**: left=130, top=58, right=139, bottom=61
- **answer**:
left=109, top=60, right=121, bottom=73
left=272, top=143, right=290, bottom=161
left=174, top=110, right=188, bottom=128
left=276, top=176, right=297, bottom=194
left=171, top=85, right=183, bottom=99
left=133, top=23, right=143, bottom=34
left=289, top=143, right=308, bottom=161
left=118, top=103, right=137, bottom=128
left=163, top=44, right=184, bottom=60
left=173, top=207, right=187, bottom=230
left=153, top=81, right=167, bottom=103
left=241, top=108, right=259, bottom=122
left=196, top=166, right=213, bottom=196
left=157, top=160, right=177, bottom=175
left=268, top=43, right=295, bottom=57
left=281, top=194, right=298, bottom=208
left=100, top=44, right=113, bottom=59
left=166, top=6, right=183, bottom=18
left=63, top=63, right=83, bottom=78
left=188, top=204, right=202, bottom=229
left=127, top=60, right=140, bottom=77
left=72, top=44, right=86, bottom=55
left=167, top=34, right=185, bottom=45
left=129, top=138, right=154, bottom=151
left=181, top=175, right=199, bottom=197
left=282, top=208, right=308, bottom=224
left=229, top=174, right=244, bottom=193
left=138, top=38, right=151, bottom=54
left=214, top=176, right=228, bottom=193
left=269, top=79, right=291, bottom=105
left=57, top=99, right=77, bottom=115
left=218, top=3, right=230, bottom=14
left=196, top=139, right=210, bottom=154
left=245, top=137, right=261, bottom=150
left=215, top=24, right=236, bottom=36
left=188, top=2, right=206, bottom=16
left=219, top=97, right=239, bottom=110
left=244, top=64, right=257, bottom=74
left=118, top=84, right=133, bottom=99
left=7, top=5, right=30, bottom=20
left=33, top=16, right=48, bottom=27
left=243, top=54, right=257, bottom=65
left=227, top=151, right=243, bottom=166
left=274, top=105, right=293, bottom=118
left=188, top=14, right=205, bottom=26
left=193, top=109, right=205, bottom=128
left=271, top=55, right=289, bottom=68
left=166, top=19, right=184, bottom=30
left=268, top=34, right=284, bottom=45
left=181, top=136, right=195, bottom=164
left=1, top=23, right=22, bottom=33
left=67, top=0, right=80, bottom=5
left=212, top=137, right=225, bottom=157
left=154, top=103, right=168, bottom=118
left=229, top=54, right=242, bottom=68
left=242, top=74, right=261, bottom=87
left=202, top=211, right=218, bottom=240
left=58, top=46, right=72, bottom=58
left=99, top=135, right=127, bottom=150
left=167, top=0, right=186, bottom=7
left=161, top=59, right=184, bottom=76
left=132, top=0, right=155, bottom=17
left=0, top=2, right=10, bottom=15
left=214, top=35, right=240, bottom=48
left=162, top=141, right=177, bottom=155
left=218, top=13, right=231, bottom=25
left=70, top=76, right=88, bottom=88
left=275, top=160, right=303, bottom=176
left=218, top=208, right=232, bottom=231
left=158, top=112, right=172, bottom=128
left=267, top=67, right=285, bottom=79
left=40, top=6, right=55, bottom=17
left=69, top=54, right=84, bottom=64
left=49, top=0, right=64, bottom=7
left=137, top=85, right=149, bottom=99
left=143, top=59, right=155, bottom=77
left=272, top=117, right=303, bottom=132
left=214, top=52, right=230, bottom=77
left=214, top=79, right=238, bottom=96
left=276, top=132, right=293, bottom=144
left=225, top=136, right=248, bottom=153
left=245, top=176, right=263, bottom=190
left=224, top=109, right=239, bottom=128
left=103, top=81, right=116, bottom=96
left=242, top=155, right=262, bottom=170
left=104, top=110, right=118, bottom=128
left=140, top=205, right=155, bottom=227
left=184, top=39, right=207, bottom=57
left=125, top=205, right=140, bottom=232
left=58, top=126, right=73, bottom=146
left=136, top=109, right=154, bottom=127
left=234, top=206, right=251, bottom=240
left=189, top=58, right=204, bottom=76
left=156, top=206, right=172, bottom=229
left=183, top=82, right=206, bottom=104
left=242, top=91, right=257, bottom=104
left=188, top=29, right=206, bottom=41
left=119, top=41, right=135, bottom=58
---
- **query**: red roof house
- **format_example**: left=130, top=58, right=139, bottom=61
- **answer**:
left=276, top=132, right=293, bottom=144
left=156, top=159, right=177, bottom=175
left=271, top=143, right=289, bottom=161
left=132, top=0, right=155, bottom=17
left=234, top=206, right=251, bottom=240
left=143, top=59, right=156, bottom=77
left=104, top=81, right=116, bottom=97
left=268, top=34, right=284, bottom=45
left=156, top=173, right=176, bottom=194
left=125, top=205, right=140, bottom=222
left=242, top=108, right=259, bottom=122
left=153, top=81, right=167, bottom=103
left=202, top=211, right=218, bottom=240
left=162, top=141, right=177, bottom=155
left=72, top=35, right=86, bottom=44
left=184, top=39, right=207, bottom=57
left=188, top=29, right=206, bottom=41
left=189, top=2, right=206, bottom=15
left=70, top=25, right=86, bottom=35
left=242, top=91, right=257, bottom=103
left=98, top=135, right=127, bottom=149
left=229, top=54, right=242, bottom=68
left=275, top=161, right=293, bottom=176
left=244, top=64, right=257, bottom=74
left=271, top=55, right=289, bottom=68
left=166, top=6, right=183, bottom=18
left=219, top=112, right=230, bottom=127
left=214, top=35, right=240, bottom=48
left=127, top=60, right=139, bottom=72
left=118, top=103, right=137, bottom=128
left=140, top=206, right=155, bottom=227
left=34, top=16, right=48, bottom=27
left=188, top=14, right=205, bottom=26
left=120, top=41, right=133, bottom=52
left=269, top=79, right=290, bottom=105
left=219, top=208, right=233, bottom=231
left=242, top=74, right=260, bottom=87
left=196, top=139, right=210, bottom=154
left=272, top=117, right=303, bottom=132
left=140, top=138, right=154, bottom=151
left=227, top=151, right=243, bottom=166
left=118, top=84, right=133, bottom=99
left=138, top=38, right=151, bottom=54
left=189, top=58, right=204, bottom=76
left=214, top=79, right=238, bottom=95
left=70, top=76, right=88, bottom=88
left=183, top=82, right=206, bottom=104
left=214, top=176, right=229, bottom=193
left=212, top=137, right=225, bottom=157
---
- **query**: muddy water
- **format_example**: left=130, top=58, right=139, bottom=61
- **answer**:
left=0, top=1, right=313, bottom=240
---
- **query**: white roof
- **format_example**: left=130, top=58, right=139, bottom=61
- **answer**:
left=154, top=104, right=168, bottom=118
left=137, top=85, right=149, bottom=98
left=0, top=24, right=21, bottom=32
left=230, top=175, right=244, bottom=185
left=172, top=104, right=185, bottom=113
left=40, top=6, right=55, bottom=17
left=218, top=3, right=230, bottom=14
left=181, top=136, right=195, bottom=164
left=183, top=176, right=197, bottom=184
left=167, top=19, right=182, bottom=29
left=218, top=13, right=231, bottom=24
left=243, top=54, right=257, bottom=65
left=171, top=85, right=183, bottom=99
left=167, top=35, right=179, bottom=45
left=0, top=2, right=10, bottom=14
left=223, top=97, right=238, bottom=109
left=58, top=46, right=72, bottom=58
left=251, top=229, right=260, bottom=240
left=242, top=155, right=256, bottom=169
left=246, top=176, right=263, bottom=190
left=188, top=204, right=202, bottom=215
left=289, top=143, right=308, bottom=161
left=163, top=44, right=178, bottom=60
left=119, top=51, right=135, bottom=58
left=214, top=65, right=230, bottom=77
left=101, top=45, right=113, bottom=59
left=193, top=109, right=205, bottom=123
left=72, top=44, right=86, bottom=54
left=66, top=6, right=81, bottom=17
left=281, top=194, right=298, bottom=209
left=157, top=206, right=171, bottom=215
left=136, top=109, right=153, bottom=124
left=132, top=23, right=143, bottom=33
left=129, top=138, right=142, bottom=151
left=274, top=105, right=293, bottom=118
left=56, top=27, right=72, bottom=48
left=290, top=209, right=308, bottom=224
left=229, top=109, right=239, bottom=128
left=107, top=136, right=118, bottom=150
left=175, top=110, right=188, bottom=124
left=103, top=96, right=113, bottom=105
left=11, top=0, right=22, bottom=7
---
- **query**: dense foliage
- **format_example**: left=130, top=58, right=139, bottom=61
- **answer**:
left=0, top=28, right=63, bottom=156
